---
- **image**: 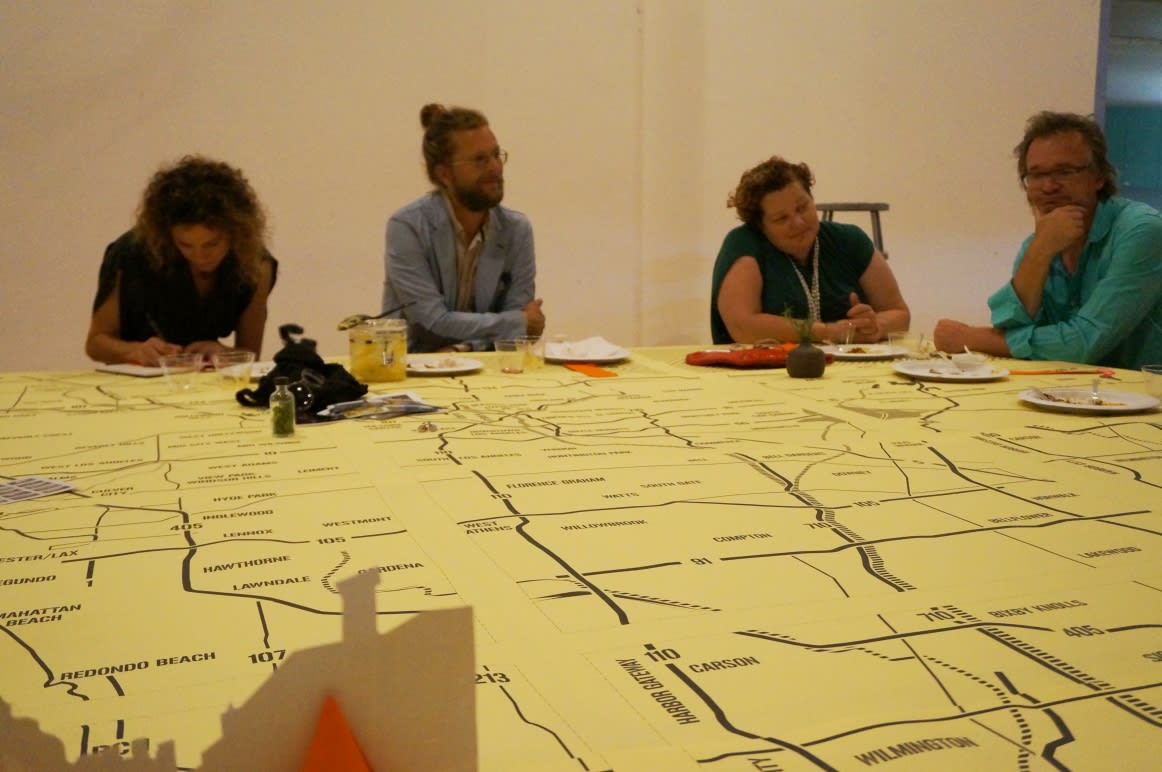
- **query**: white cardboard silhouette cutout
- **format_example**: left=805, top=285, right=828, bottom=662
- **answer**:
left=0, top=570, right=477, bottom=771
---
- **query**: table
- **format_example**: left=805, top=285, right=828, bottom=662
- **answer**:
left=2, top=348, right=1161, bottom=770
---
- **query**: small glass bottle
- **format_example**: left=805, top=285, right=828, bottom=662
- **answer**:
left=270, top=376, right=296, bottom=437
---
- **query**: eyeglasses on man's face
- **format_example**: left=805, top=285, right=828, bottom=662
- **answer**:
left=448, top=149, right=509, bottom=170
left=1021, top=164, right=1093, bottom=188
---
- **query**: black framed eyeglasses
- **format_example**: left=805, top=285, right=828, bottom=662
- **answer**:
left=448, top=149, right=508, bottom=170
left=1021, top=164, right=1092, bottom=188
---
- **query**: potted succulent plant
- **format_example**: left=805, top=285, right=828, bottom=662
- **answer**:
left=784, top=311, right=826, bottom=378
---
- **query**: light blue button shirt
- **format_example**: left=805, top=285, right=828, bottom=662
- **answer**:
left=988, top=197, right=1162, bottom=369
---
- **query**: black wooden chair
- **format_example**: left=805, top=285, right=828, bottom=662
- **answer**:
left=816, top=202, right=889, bottom=257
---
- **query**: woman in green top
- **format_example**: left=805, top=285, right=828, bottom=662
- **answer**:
left=711, top=156, right=910, bottom=345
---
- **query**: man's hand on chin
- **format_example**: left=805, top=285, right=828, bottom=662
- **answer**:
left=1032, top=204, right=1088, bottom=255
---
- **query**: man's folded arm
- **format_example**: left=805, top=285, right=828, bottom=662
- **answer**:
left=990, top=219, right=1162, bottom=363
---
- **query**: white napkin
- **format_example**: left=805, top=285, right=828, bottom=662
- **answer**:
left=545, top=336, right=625, bottom=359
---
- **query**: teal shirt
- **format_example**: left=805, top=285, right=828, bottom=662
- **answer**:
left=710, top=221, right=874, bottom=344
left=988, top=197, right=1162, bottom=370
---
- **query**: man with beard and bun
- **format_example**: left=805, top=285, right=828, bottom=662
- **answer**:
left=935, top=111, right=1162, bottom=369
left=382, top=103, right=544, bottom=352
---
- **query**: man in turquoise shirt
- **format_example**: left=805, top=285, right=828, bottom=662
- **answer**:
left=935, top=111, right=1162, bottom=369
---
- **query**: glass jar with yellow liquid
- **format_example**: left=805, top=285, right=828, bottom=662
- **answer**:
left=348, top=318, right=407, bottom=382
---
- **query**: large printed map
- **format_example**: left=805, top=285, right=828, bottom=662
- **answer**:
left=1, top=349, right=1161, bottom=769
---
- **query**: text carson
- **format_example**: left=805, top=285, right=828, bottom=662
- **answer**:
left=688, top=656, right=759, bottom=672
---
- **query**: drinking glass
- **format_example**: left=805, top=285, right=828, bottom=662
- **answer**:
left=159, top=353, right=205, bottom=391
left=888, top=331, right=931, bottom=358
left=495, top=340, right=524, bottom=374
left=516, top=336, right=544, bottom=370
left=1142, top=364, right=1162, bottom=399
left=211, top=350, right=256, bottom=389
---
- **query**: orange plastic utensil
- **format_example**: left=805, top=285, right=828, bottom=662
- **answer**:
left=1008, top=368, right=1115, bottom=377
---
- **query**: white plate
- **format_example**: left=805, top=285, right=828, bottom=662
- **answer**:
left=820, top=344, right=907, bottom=360
left=893, top=359, right=1009, bottom=382
left=406, top=355, right=483, bottom=375
left=543, top=345, right=630, bottom=364
left=1019, top=387, right=1159, bottom=414
left=250, top=361, right=275, bottom=381
left=545, top=351, right=630, bottom=364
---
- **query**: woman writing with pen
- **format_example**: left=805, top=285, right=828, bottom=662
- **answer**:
left=85, top=156, right=278, bottom=366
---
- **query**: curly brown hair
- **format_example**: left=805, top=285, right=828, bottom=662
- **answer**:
left=727, top=156, right=815, bottom=228
left=1014, top=111, right=1118, bottom=200
left=419, top=103, right=489, bottom=185
left=133, top=155, right=268, bottom=283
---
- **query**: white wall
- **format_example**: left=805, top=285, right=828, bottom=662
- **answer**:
left=695, top=1, right=1102, bottom=343
left=1, top=0, right=1101, bottom=372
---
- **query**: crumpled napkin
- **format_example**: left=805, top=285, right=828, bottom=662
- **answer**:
left=544, top=336, right=626, bottom=360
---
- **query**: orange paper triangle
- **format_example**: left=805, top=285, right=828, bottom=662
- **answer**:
left=564, top=362, right=619, bottom=377
left=301, top=695, right=373, bottom=772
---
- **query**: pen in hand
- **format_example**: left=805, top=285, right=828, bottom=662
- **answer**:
left=137, top=314, right=182, bottom=365
left=146, top=314, right=166, bottom=340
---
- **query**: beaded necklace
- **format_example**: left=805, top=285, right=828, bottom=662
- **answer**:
left=788, top=237, right=821, bottom=323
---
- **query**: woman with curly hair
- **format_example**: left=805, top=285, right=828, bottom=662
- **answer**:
left=86, top=155, right=278, bottom=365
left=711, top=156, right=909, bottom=345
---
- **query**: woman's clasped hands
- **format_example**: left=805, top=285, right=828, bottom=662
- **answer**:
left=828, top=292, right=882, bottom=344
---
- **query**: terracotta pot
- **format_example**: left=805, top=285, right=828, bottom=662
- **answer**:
left=786, top=342, right=826, bottom=378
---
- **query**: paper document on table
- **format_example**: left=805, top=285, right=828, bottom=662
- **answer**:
left=313, top=391, right=440, bottom=421
left=95, top=363, right=167, bottom=377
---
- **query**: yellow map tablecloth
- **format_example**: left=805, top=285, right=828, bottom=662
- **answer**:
left=1, top=348, right=1160, bottom=769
